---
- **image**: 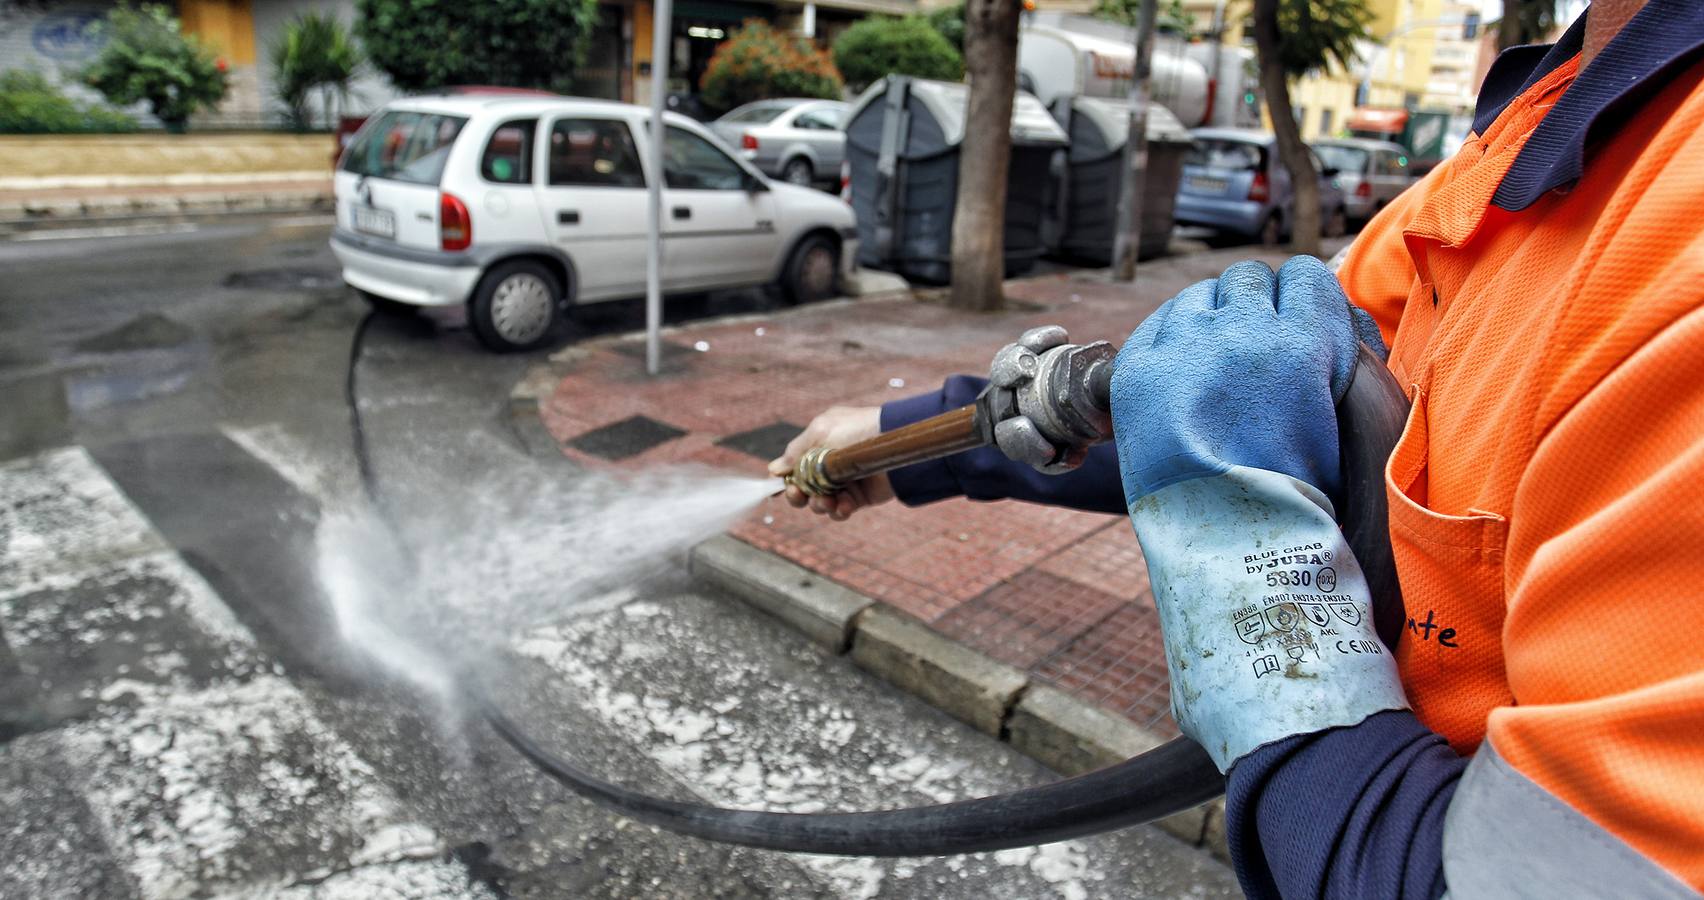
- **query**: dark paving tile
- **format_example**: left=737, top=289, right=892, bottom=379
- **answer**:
left=714, top=420, right=803, bottom=462
left=609, top=340, right=697, bottom=363
left=567, top=415, right=687, bottom=460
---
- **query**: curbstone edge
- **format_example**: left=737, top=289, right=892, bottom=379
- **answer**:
left=690, top=535, right=873, bottom=653
left=850, top=604, right=1027, bottom=737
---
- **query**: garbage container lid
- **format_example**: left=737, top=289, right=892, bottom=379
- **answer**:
left=849, top=77, right=1069, bottom=148
left=1067, top=96, right=1191, bottom=147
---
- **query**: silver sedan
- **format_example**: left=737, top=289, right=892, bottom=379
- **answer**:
left=709, top=99, right=848, bottom=188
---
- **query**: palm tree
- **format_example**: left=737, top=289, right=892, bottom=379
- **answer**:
left=1250, top=0, right=1371, bottom=255
left=269, top=12, right=362, bottom=131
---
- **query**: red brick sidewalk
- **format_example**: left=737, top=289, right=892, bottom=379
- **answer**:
left=539, top=245, right=1326, bottom=735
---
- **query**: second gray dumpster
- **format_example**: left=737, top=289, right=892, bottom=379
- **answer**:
left=1045, top=96, right=1191, bottom=264
left=845, top=76, right=1069, bottom=284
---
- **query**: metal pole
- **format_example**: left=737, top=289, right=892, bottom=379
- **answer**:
left=644, top=0, right=673, bottom=376
left=1110, top=0, right=1158, bottom=282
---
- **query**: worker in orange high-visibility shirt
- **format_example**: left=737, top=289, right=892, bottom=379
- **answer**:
left=774, top=1, right=1704, bottom=895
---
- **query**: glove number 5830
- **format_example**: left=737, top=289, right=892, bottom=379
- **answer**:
left=1265, top=570, right=1313, bottom=587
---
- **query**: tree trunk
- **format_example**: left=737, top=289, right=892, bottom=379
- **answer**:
left=1252, top=0, right=1320, bottom=257
left=948, top=0, right=1021, bottom=311
left=1496, top=0, right=1525, bottom=51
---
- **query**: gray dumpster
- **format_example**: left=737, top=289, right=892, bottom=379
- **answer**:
left=1045, top=96, right=1191, bottom=264
left=844, top=76, right=1069, bottom=284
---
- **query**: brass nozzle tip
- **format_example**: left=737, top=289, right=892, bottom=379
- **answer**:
left=787, top=447, right=840, bottom=497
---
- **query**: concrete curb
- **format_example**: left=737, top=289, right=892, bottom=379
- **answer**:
left=686, top=534, right=1230, bottom=860
left=690, top=535, right=872, bottom=652
left=0, top=191, right=332, bottom=237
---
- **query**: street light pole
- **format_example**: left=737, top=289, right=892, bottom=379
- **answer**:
left=644, top=0, right=674, bottom=376
left=1110, top=0, right=1159, bottom=282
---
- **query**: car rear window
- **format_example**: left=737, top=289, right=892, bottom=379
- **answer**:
left=482, top=119, right=536, bottom=184
left=342, top=110, right=467, bottom=185
left=722, top=104, right=789, bottom=124
left=1313, top=144, right=1370, bottom=176
left=1187, top=139, right=1264, bottom=171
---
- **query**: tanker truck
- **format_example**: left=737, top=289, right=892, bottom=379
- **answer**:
left=1018, top=13, right=1260, bottom=129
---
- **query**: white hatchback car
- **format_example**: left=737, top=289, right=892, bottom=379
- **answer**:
left=330, top=93, right=859, bottom=352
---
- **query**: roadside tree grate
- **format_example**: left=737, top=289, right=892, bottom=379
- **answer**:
left=714, top=421, right=803, bottom=462
left=568, top=415, right=687, bottom=461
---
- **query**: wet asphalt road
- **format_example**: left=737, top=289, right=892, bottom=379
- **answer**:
left=0, top=215, right=1239, bottom=899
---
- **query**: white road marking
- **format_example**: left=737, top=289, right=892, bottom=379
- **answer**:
left=223, top=423, right=336, bottom=500
left=516, top=606, right=1105, bottom=900
left=0, top=446, right=487, bottom=900
left=10, top=223, right=201, bottom=243
left=0, top=447, right=169, bottom=591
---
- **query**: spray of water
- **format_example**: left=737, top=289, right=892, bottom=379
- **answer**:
left=313, top=466, right=777, bottom=709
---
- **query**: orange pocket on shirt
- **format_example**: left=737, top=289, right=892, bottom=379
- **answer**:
left=1386, top=387, right=1514, bottom=754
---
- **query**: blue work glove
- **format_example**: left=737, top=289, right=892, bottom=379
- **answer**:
left=1111, top=256, right=1407, bottom=772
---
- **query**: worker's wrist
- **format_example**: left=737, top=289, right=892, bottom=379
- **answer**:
left=1131, top=466, right=1408, bottom=770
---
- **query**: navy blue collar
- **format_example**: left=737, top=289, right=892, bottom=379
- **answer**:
left=1475, top=0, right=1704, bottom=212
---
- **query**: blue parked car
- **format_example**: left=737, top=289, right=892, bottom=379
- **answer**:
left=1174, top=128, right=1348, bottom=245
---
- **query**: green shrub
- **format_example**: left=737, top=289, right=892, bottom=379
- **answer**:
left=81, top=3, right=228, bottom=133
left=270, top=12, right=362, bottom=130
left=356, top=0, right=600, bottom=95
left=699, top=20, right=843, bottom=114
left=0, top=70, right=138, bottom=134
left=833, top=16, right=963, bottom=91
left=925, top=5, right=965, bottom=55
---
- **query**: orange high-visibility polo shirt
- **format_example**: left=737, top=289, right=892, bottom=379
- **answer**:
left=1336, top=28, right=1704, bottom=892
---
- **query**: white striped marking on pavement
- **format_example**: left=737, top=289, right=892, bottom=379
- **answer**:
left=0, top=445, right=492, bottom=900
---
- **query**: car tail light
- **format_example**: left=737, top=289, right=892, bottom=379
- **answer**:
left=1248, top=171, right=1270, bottom=203
left=1202, top=79, right=1216, bottom=127
left=440, top=191, right=472, bottom=251
left=839, top=160, right=851, bottom=203
left=1355, top=180, right=1372, bottom=198
left=741, top=133, right=759, bottom=150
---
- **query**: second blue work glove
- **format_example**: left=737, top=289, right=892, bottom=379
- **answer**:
left=1111, top=256, right=1407, bottom=772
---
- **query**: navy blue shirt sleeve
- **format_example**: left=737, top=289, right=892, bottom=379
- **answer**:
left=1227, top=710, right=1467, bottom=900
left=878, top=375, right=1126, bottom=515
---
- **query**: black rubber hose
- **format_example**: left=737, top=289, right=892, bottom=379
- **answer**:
left=346, top=310, right=382, bottom=504
left=482, top=692, right=1225, bottom=856
left=346, top=317, right=1408, bottom=857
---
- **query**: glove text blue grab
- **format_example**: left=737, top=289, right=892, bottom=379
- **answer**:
left=1110, top=256, right=1408, bottom=772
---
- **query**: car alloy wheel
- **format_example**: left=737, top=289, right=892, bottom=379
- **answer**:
left=783, top=159, right=813, bottom=186
left=489, top=273, right=554, bottom=346
left=800, top=245, right=835, bottom=298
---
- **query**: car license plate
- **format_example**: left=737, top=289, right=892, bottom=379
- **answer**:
left=1187, top=176, right=1228, bottom=194
left=352, top=204, right=395, bottom=238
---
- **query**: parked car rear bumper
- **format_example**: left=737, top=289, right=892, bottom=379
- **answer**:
left=1173, top=195, right=1266, bottom=236
left=1343, top=193, right=1376, bottom=220
left=330, top=229, right=482, bottom=307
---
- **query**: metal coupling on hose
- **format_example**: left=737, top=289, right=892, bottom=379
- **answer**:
left=785, top=446, right=840, bottom=497
left=980, top=325, right=1118, bottom=474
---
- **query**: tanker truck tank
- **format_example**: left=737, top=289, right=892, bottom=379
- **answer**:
left=1018, top=19, right=1211, bottom=128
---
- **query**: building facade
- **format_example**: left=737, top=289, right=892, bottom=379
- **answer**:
left=1174, top=0, right=1486, bottom=142
left=0, top=0, right=922, bottom=130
